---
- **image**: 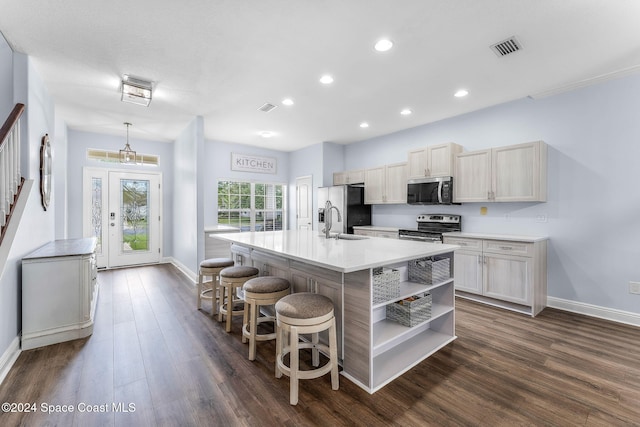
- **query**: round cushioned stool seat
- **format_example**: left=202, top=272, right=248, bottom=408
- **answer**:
left=242, top=276, right=291, bottom=361
left=218, top=266, right=260, bottom=332
left=275, top=293, right=334, bottom=323
left=275, top=292, right=339, bottom=405
left=197, top=257, right=234, bottom=316
left=220, top=266, right=260, bottom=278
left=244, top=276, right=290, bottom=294
left=201, top=258, right=235, bottom=269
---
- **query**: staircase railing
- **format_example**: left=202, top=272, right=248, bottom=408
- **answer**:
left=0, top=103, right=25, bottom=244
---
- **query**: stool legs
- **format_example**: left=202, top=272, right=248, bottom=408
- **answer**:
left=275, top=317, right=339, bottom=405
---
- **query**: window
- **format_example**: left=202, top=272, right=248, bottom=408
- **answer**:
left=87, top=149, right=159, bottom=166
left=217, top=180, right=285, bottom=231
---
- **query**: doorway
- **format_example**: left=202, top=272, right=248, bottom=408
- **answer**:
left=295, top=175, right=313, bottom=231
left=83, top=168, right=162, bottom=268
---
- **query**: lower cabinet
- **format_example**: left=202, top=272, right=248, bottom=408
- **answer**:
left=290, top=261, right=344, bottom=360
left=443, top=235, right=547, bottom=316
left=251, top=250, right=290, bottom=281
left=231, top=243, right=252, bottom=266
left=21, top=238, right=98, bottom=350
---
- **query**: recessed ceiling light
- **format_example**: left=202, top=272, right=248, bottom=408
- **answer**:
left=259, top=131, right=275, bottom=138
left=360, top=122, right=369, bottom=128
left=320, top=75, right=334, bottom=85
left=374, top=39, right=393, bottom=52
left=282, top=98, right=294, bottom=106
left=454, top=89, right=469, bottom=98
left=400, top=108, right=413, bottom=116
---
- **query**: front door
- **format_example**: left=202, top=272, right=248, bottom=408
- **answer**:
left=83, top=168, right=162, bottom=268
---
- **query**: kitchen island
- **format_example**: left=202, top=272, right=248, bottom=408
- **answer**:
left=213, top=230, right=458, bottom=393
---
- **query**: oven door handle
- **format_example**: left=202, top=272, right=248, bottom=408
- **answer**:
left=437, top=181, right=443, bottom=204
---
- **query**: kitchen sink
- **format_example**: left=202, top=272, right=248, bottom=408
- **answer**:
left=336, top=233, right=369, bottom=240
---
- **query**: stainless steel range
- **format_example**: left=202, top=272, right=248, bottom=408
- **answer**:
left=398, top=214, right=461, bottom=243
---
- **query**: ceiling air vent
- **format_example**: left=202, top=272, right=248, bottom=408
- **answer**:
left=258, top=103, right=278, bottom=113
left=490, top=36, right=522, bottom=57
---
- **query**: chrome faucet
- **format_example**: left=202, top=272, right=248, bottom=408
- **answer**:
left=323, top=200, right=342, bottom=239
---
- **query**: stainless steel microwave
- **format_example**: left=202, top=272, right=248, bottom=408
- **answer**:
left=407, top=176, right=455, bottom=205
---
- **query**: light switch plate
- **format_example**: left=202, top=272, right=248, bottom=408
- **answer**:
left=630, top=281, right=640, bottom=295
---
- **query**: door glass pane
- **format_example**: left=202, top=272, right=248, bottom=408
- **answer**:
left=120, top=179, right=150, bottom=252
left=91, top=178, right=103, bottom=254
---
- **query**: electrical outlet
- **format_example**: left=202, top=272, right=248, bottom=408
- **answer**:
left=535, top=214, right=548, bottom=223
left=630, top=281, right=640, bottom=295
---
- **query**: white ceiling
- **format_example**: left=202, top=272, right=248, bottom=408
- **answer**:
left=1, top=0, right=640, bottom=151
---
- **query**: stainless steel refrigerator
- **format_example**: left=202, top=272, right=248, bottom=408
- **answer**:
left=317, top=185, right=372, bottom=234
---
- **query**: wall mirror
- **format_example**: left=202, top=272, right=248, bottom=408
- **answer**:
left=40, top=134, right=52, bottom=210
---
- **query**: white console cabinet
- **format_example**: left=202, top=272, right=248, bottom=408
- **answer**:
left=21, top=238, right=98, bottom=350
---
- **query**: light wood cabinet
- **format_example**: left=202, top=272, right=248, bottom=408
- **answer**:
left=290, top=261, right=344, bottom=359
left=454, top=141, right=547, bottom=203
left=443, top=234, right=547, bottom=316
left=231, top=243, right=252, bottom=266
left=364, top=162, right=407, bottom=204
left=408, top=142, right=462, bottom=179
left=333, top=169, right=365, bottom=185
left=21, top=238, right=98, bottom=350
left=251, top=250, right=290, bottom=281
left=342, top=251, right=456, bottom=393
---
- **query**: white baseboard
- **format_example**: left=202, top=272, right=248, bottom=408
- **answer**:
left=166, top=257, right=197, bottom=284
left=547, top=297, right=640, bottom=328
left=0, top=336, right=21, bottom=386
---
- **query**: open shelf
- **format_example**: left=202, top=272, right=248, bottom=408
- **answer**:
left=372, top=278, right=453, bottom=309
left=372, top=303, right=453, bottom=356
left=372, top=327, right=456, bottom=392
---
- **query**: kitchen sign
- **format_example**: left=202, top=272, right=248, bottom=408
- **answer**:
left=231, top=152, right=277, bottom=174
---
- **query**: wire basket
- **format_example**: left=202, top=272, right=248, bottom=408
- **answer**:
left=408, top=256, right=450, bottom=285
left=372, top=267, right=401, bottom=304
left=386, top=293, right=432, bottom=327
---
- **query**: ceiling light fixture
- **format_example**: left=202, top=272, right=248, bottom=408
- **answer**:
left=259, top=131, right=275, bottom=138
left=400, top=108, right=413, bottom=115
left=454, top=89, right=469, bottom=98
left=121, top=75, right=153, bottom=106
left=360, top=122, right=369, bottom=128
left=119, top=122, right=136, bottom=164
left=320, top=75, right=334, bottom=85
left=282, top=98, right=294, bottom=106
left=374, top=39, right=393, bottom=52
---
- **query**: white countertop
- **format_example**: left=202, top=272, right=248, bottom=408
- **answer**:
left=23, top=237, right=97, bottom=260
left=205, top=225, right=241, bottom=233
left=212, top=230, right=458, bottom=273
left=443, top=231, right=548, bottom=243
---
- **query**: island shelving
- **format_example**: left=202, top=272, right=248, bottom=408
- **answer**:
left=213, top=230, right=458, bottom=393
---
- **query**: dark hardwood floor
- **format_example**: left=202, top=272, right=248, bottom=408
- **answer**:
left=1, top=264, right=639, bottom=426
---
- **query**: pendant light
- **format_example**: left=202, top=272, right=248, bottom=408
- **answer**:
left=119, top=122, right=136, bottom=164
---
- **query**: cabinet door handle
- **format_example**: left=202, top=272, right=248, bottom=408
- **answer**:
left=499, top=246, right=512, bottom=250
left=483, top=256, right=487, bottom=264
left=487, top=191, right=491, bottom=200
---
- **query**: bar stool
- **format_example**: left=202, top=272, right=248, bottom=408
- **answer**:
left=242, top=276, right=291, bottom=361
left=218, top=266, right=259, bottom=332
left=197, top=257, right=234, bottom=316
left=275, top=292, right=339, bottom=405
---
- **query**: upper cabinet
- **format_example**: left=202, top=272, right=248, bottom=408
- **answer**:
left=333, top=169, right=365, bottom=185
left=454, top=141, right=547, bottom=203
left=364, top=162, right=407, bottom=204
left=407, top=142, right=463, bottom=179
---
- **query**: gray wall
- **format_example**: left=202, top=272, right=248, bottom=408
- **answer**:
left=0, top=52, right=57, bottom=361
left=342, top=73, right=640, bottom=315
left=172, top=117, right=202, bottom=274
